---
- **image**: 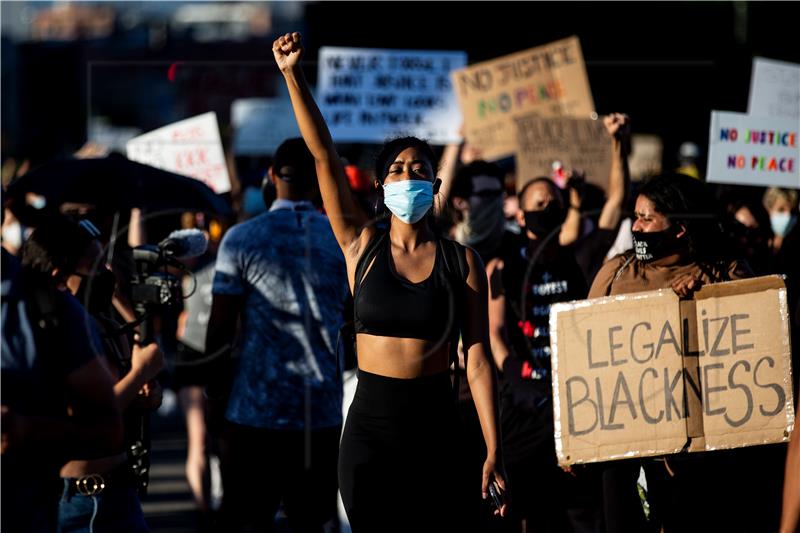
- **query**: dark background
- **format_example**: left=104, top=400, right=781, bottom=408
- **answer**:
left=2, top=1, right=798, bottom=176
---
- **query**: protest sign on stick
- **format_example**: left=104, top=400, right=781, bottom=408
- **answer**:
left=317, top=47, right=466, bottom=144
left=748, top=57, right=800, bottom=121
left=452, top=36, right=595, bottom=161
left=127, top=112, right=231, bottom=194
left=707, top=111, right=799, bottom=189
left=514, top=115, right=613, bottom=191
left=231, top=98, right=301, bottom=156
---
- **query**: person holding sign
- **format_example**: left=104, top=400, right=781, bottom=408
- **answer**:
left=273, top=32, right=508, bottom=531
left=586, top=173, right=791, bottom=533
left=588, top=173, right=752, bottom=300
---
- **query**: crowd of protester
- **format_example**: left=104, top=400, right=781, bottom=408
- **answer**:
left=1, top=33, right=799, bottom=533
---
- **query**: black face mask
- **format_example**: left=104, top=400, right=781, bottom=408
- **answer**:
left=632, top=227, right=677, bottom=262
left=524, top=204, right=565, bottom=240
left=75, top=267, right=117, bottom=315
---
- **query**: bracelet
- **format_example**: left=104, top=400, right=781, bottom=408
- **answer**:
left=569, top=205, right=581, bottom=211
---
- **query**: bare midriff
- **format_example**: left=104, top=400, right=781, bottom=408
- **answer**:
left=60, top=452, right=127, bottom=478
left=355, top=333, right=451, bottom=378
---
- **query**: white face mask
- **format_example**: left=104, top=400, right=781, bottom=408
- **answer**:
left=1, top=221, right=23, bottom=251
left=770, top=212, right=796, bottom=238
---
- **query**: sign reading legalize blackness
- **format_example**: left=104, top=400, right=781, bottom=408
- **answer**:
left=451, top=36, right=595, bottom=162
left=549, top=276, right=794, bottom=466
left=707, top=111, right=799, bottom=189
left=232, top=98, right=301, bottom=156
left=748, top=57, right=800, bottom=121
left=317, top=47, right=466, bottom=144
left=514, top=115, right=613, bottom=191
left=126, top=112, right=231, bottom=194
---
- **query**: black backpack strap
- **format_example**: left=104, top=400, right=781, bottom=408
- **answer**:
left=439, top=239, right=469, bottom=401
left=440, top=238, right=469, bottom=284
left=354, top=230, right=388, bottom=289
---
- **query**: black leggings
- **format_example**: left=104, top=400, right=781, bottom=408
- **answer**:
left=339, top=369, right=468, bottom=532
left=218, top=423, right=341, bottom=532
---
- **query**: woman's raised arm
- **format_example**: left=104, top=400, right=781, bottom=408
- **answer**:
left=273, top=32, right=368, bottom=251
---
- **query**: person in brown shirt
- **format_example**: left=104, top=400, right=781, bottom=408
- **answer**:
left=587, top=173, right=789, bottom=533
left=588, top=247, right=751, bottom=299
left=589, top=173, right=751, bottom=301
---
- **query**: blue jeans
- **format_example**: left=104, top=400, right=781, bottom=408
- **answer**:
left=58, top=479, right=148, bottom=533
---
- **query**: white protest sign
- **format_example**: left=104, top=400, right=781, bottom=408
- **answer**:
left=317, top=47, right=467, bottom=144
left=231, top=98, right=301, bottom=156
left=126, top=112, right=231, bottom=194
left=707, top=111, right=799, bottom=189
left=748, top=57, right=800, bottom=120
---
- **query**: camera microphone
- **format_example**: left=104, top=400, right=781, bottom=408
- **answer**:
left=159, top=228, right=209, bottom=260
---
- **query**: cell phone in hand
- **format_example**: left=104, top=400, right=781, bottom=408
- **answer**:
left=488, top=482, right=503, bottom=511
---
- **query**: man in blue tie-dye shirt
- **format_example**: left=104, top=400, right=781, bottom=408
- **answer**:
left=206, top=138, right=348, bottom=532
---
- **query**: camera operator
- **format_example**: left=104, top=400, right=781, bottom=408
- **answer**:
left=2, top=213, right=123, bottom=533
left=18, top=215, right=165, bottom=532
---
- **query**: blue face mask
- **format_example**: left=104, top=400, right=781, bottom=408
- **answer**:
left=382, top=180, right=434, bottom=224
left=770, top=212, right=796, bottom=238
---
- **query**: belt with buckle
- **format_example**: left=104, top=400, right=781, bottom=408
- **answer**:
left=65, top=464, right=131, bottom=497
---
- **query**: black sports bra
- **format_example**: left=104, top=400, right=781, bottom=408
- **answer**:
left=354, top=234, right=453, bottom=342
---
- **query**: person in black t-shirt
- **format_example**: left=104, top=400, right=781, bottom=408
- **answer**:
left=486, top=114, right=631, bottom=532
left=490, top=176, right=598, bottom=533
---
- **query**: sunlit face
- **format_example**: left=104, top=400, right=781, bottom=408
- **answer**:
left=382, top=147, right=434, bottom=185
left=734, top=206, right=759, bottom=229
left=631, top=195, right=671, bottom=233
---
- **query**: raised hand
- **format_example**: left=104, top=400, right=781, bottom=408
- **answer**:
left=603, top=112, right=631, bottom=140
left=273, top=31, right=303, bottom=72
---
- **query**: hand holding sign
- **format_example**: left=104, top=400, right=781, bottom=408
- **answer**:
left=671, top=273, right=703, bottom=298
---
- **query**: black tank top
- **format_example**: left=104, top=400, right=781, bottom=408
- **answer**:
left=354, top=234, right=453, bottom=342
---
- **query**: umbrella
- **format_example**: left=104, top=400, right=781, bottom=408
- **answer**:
left=5, top=154, right=234, bottom=223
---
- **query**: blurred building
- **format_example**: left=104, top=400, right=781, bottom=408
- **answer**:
left=1, top=1, right=798, bottom=175
left=1, top=2, right=306, bottom=166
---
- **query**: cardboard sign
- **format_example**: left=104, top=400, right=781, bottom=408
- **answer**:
left=317, top=47, right=467, bottom=144
left=550, top=276, right=794, bottom=466
left=514, top=115, right=613, bottom=190
left=231, top=98, right=301, bottom=156
left=707, top=111, right=799, bottom=189
left=451, top=36, right=595, bottom=161
left=749, top=57, right=800, bottom=121
left=127, top=112, right=231, bottom=194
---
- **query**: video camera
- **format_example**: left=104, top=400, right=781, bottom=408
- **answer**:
left=129, top=229, right=208, bottom=344
left=125, top=228, right=207, bottom=494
